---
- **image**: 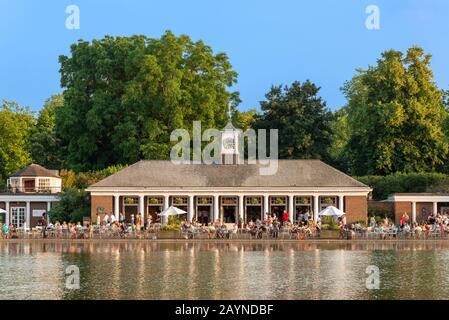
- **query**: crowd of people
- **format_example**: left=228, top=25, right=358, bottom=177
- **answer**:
left=1, top=209, right=449, bottom=240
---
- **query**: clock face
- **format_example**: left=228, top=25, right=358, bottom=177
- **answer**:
left=223, top=137, right=235, bottom=150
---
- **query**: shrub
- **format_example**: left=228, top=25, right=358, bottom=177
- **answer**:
left=356, top=173, right=449, bottom=200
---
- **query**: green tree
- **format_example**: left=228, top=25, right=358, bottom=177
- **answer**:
left=0, top=101, right=34, bottom=180
left=328, top=107, right=350, bottom=171
left=49, top=188, right=90, bottom=223
left=253, top=80, right=334, bottom=160
left=342, top=46, right=449, bottom=175
left=29, top=94, right=65, bottom=169
left=57, top=31, right=238, bottom=171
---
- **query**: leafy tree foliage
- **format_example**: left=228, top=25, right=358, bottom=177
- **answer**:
left=0, top=101, right=34, bottom=180
left=57, top=31, right=238, bottom=171
left=49, top=188, right=90, bottom=223
left=29, top=94, right=65, bottom=169
left=342, top=47, right=449, bottom=175
left=253, top=80, right=334, bottom=160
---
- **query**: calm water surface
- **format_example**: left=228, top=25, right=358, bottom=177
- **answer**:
left=1, top=241, right=449, bottom=300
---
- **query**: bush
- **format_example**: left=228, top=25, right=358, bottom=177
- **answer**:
left=356, top=173, right=449, bottom=200
left=368, top=207, right=394, bottom=221
left=161, top=216, right=181, bottom=231
left=49, top=188, right=90, bottom=223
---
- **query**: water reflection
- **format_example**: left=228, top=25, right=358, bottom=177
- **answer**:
left=1, top=241, right=449, bottom=300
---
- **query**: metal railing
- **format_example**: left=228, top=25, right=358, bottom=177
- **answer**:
left=6, top=186, right=61, bottom=194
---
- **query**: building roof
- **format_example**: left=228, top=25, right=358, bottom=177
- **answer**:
left=10, top=164, right=60, bottom=178
left=88, top=160, right=369, bottom=190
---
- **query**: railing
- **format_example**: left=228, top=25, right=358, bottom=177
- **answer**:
left=6, top=186, right=61, bottom=194
left=1, top=225, right=448, bottom=240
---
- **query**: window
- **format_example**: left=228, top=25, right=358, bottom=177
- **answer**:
left=39, top=178, right=51, bottom=192
left=11, top=207, right=25, bottom=227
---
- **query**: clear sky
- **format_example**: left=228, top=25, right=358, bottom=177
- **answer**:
left=1, top=0, right=448, bottom=112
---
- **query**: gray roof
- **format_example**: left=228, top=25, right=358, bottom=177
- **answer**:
left=10, top=164, right=60, bottom=178
left=89, top=160, right=369, bottom=189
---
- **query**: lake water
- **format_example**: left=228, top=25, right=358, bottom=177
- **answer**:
left=1, top=241, right=449, bottom=300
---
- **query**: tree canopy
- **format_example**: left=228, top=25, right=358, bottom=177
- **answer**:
left=342, top=46, right=449, bottom=175
left=253, top=80, right=334, bottom=160
left=29, top=94, right=65, bottom=169
left=57, top=31, right=239, bottom=171
left=0, top=101, right=34, bottom=180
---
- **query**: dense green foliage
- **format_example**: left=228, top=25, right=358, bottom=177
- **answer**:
left=0, top=101, right=34, bottom=180
left=357, top=173, right=449, bottom=200
left=253, top=80, right=334, bottom=160
left=57, top=31, right=238, bottom=171
left=28, top=94, right=64, bottom=169
left=49, top=165, right=126, bottom=223
left=341, top=47, right=449, bottom=175
left=49, top=188, right=90, bottom=223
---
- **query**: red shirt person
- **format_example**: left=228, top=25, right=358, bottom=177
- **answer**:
left=282, top=210, right=289, bottom=223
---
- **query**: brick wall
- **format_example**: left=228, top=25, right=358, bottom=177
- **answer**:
left=344, top=196, right=368, bottom=223
left=91, top=195, right=113, bottom=223
left=30, top=202, right=48, bottom=227
left=393, top=201, right=411, bottom=224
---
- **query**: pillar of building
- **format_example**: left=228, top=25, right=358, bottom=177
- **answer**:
left=25, top=201, right=30, bottom=229
left=433, top=202, right=438, bottom=216
left=47, top=202, right=51, bottom=226
left=114, top=195, right=120, bottom=220
left=339, top=195, right=344, bottom=212
left=263, top=195, right=269, bottom=220
left=163, top=195, right=170, bottom=225
left=313, top=195, right=319, bottom=223
left=238, top=195, right=244, bottom=223
left=188, top=195, right=194, bottom=222
left=139, top=195, right=145, bottom=222
left=412, top=202, right=417, bottom=223
left=288, top=195, right=294, bottom=223
left=5, top=201, right=9, bottom=225
left=214, top=195, right=220, bottom=223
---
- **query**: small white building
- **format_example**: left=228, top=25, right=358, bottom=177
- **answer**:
left=0, top=164, right=62, bottom=227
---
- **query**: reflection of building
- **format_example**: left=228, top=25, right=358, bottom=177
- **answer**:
left=0, top=164, right=61, bottom=227
left=388, top=193, right=449, bottom=223
left=87, top=122, right=371, bottom=224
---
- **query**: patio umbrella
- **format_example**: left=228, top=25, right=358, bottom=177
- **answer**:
left=318, top=206, right=345, bottom=218
left=0, top=209, right=7, bottom=214
left=158, top=206, right=187, bottom=217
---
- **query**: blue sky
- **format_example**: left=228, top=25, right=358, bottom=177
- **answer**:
left=1, top=0, right=448, bottom=112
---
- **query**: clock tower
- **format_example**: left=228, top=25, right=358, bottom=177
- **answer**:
left=221, top=105, right=240, bottom=165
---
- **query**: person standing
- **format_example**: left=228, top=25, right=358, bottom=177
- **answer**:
left=103, top=213, right=110, bottom=226
left=41, top=212, right=48, bottom=239
left=282, top=210, right=289, bottom=225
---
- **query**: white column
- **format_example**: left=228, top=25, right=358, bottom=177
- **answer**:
left=114, top=195, right=120, bottom=220
left=238, top=195, right=244, bottom=223
left=412, top=202, right=417, bottom=223
left=139, top=195, right=145, bottom=221
left=5, top=201, right=10, bottom=225
left=25, top=201, right=30, bottom=228
left=313, top=195, right=319, bottom=223
left=188, top=195, right=194, bottom=222
left=163, top=195, right=169, bottom=224
left=433, top=202, right=438, bottom=216
left=339, top=195, right=344, bottom=211
left=263, top=195, right=269, bottom=220
left=214, top=195, right=220, bottom=224
left=288, top=195, right=294, bottom=223
left=47, top=202, right=51, bottom=225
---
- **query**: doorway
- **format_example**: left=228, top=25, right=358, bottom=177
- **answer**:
left=196, top=197, right=213, bottom=225
left=269, top=196, right=287, bottom=221
left=245, top=196, right=262, bottom=223
left=11, top=207, right=25, bottom=227
left=221, top=196, right=237, bottom=223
